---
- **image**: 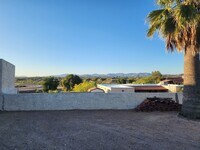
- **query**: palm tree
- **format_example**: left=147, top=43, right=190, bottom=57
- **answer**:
left=147, top=0, right=200, bottom=119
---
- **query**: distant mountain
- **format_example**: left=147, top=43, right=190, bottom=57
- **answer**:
left=54, top=74, right=68, bottom=77
left=54, top=73, right=151, bottom=78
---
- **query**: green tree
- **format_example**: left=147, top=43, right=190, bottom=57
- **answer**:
left=73, top=81, right=96, bottom=92
left=117, top=78, right=127, bottom=84
left=96, top=78, right=103, bottom=84
left=102, top=78, right=113, bottom=84
left=61, top=74, right=82, bottom=91
left=147, top=0, right=200, bottom=119
left=134, top=76, right=155, bottom=84
left=42, top=77, right=59, bottom=92
left=133, top=71, right=162, bottom=84
left=127, top=77, right=136, bottom=84
left=151, top=71, right=163, bottom=83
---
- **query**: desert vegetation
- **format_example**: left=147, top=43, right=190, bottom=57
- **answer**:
left=15, top=71, right=182, bottom=93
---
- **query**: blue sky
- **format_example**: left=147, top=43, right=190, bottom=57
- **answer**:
left=0, top=0, right=183, bottom=76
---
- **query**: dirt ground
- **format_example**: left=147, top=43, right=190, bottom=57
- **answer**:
left=0, top=110, right=199, bottom=150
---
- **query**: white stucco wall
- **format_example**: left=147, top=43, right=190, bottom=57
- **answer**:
left=90, top=89, right=104, bottom=93
left=110, top=88, right=135, bottom=93
left=1, top=93, right=182, bottom=111
left=97, top=84, right=135, bottom=93
left=0, top=59, right=17, bottom=94
left=0, top=95, right=3, bottom=111
left=177, top=93, right=183, bottom=104
left=163, top=84, right=183, bottom=93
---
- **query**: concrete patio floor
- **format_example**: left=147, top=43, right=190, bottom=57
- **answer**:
left=0, top=110, right=199, bottom=150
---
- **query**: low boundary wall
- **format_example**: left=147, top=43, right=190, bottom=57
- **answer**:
left=0, top=93, right=183, bottom=111
left=0, top=95, right=3, bottom=111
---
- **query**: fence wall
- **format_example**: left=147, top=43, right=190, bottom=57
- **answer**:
left=0, top=93, right=183, bottom=111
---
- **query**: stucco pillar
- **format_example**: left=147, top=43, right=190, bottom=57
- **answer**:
left=0, top=59, right=17, bottom=94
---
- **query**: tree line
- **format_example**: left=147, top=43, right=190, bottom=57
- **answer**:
left=35, top=71, right=165, bottom=93
left=15, top=71, right=182, bottom=93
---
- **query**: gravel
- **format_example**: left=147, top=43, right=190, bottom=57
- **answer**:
left=0, top=110, right=199, bottom=150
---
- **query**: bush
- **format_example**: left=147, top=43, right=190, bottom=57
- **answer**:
left=42, top=77, right=59, bottom=92
left=73, top=81, right=96, bottom=92
left=48, top=90, right=60, bottom=93
left=61, top=74, right=82, bottom=91
left=134, top=71, right=163, bottom=84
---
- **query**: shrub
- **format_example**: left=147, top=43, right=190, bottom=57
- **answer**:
left=61, top=74, right=82, bottom=91
left=42, top=77, right=59, bottom=92
left=73, top=81, right=96, bottom=92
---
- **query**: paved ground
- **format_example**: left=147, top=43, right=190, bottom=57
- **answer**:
left=0, top=111, right=199, bottom=150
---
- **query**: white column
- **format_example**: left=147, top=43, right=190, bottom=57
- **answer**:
left=0, top=59, right=17, bottom=94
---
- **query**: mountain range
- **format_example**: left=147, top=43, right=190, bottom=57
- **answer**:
left=55, top=73, right=151, bottom=78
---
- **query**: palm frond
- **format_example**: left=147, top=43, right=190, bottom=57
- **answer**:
left=147, top=9, right=166, bottom=23
left=147, top=9, right=167, bottom=37
left=163, top=17, right=176, bottom=35
left=147, top=0, right=200, bottom=53
left=174, top=4, right=198, bottom=25
left=157, top=0, right=175, bottom=7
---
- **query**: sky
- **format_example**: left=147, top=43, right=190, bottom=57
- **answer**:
left=0, top=0, right=183, bottom=77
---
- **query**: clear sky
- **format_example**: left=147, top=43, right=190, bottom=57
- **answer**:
left=0, top=0, right=183, bottom=76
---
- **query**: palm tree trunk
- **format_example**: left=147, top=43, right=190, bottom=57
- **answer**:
left=180, top=48, right=200, bottom=119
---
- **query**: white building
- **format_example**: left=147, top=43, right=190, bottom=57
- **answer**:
left=97, top=84, right=183, bottom=93
left=88, top=87, right=105, bottom=93
left=97, top=84, right=135, bottom=93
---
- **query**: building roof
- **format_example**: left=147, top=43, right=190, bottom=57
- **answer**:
left=98, top=84, right=167, bottom=90
left=134, top=86, right=168, bottom=91
left=88, top=87, right=104, bottom=92
left=98, top=84, right=134, bottom=89
left=126, top=84, right=162, bottom=87
left=161, top=77, right=183, bottom=84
